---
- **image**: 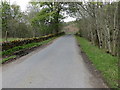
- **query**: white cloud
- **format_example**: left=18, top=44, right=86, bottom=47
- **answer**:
left=7, top=0, right=31, bottom=11
left=64, top=17, right=76, bottom=22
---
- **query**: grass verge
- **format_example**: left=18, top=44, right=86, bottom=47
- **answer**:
left=1, top=37, right=56, bottom=56
left=75, top=36, right=118, bottom=88
left=1, top=37, right=56, bottom=64
left=0, top=55, right=16, bottom=64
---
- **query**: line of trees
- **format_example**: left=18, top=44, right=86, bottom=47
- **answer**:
left=1, top=1, right=74, bottom=39
left=1, top=1, right=33, bottom=38
left=1, top=1, right=64, bottom=38
left=70, top=2, right=119, bottom=57
left=1, top=1, right=120, bottom=57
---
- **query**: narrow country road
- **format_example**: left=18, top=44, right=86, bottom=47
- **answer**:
left=2, top=35, right=106, bottom=88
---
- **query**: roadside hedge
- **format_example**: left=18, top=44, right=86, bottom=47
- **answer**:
left=2, top=32, right=64, bottom=51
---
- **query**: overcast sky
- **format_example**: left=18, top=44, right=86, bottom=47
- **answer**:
left=5, top=0, right=76, bottom=22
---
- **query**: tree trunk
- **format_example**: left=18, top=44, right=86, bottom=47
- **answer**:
left=5, top=31, right=8, bottom=42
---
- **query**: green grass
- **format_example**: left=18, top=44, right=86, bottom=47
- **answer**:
left=75, top=36, right=118, bottom=88
left=1, top=37, right=56, bottom=64
left=0, top=37, right=56, bottom=64
left=1, top=37, right=56, bottom=56
left=0, top=55, right=16, bottom=64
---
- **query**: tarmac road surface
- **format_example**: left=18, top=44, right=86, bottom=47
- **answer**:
left=2, top=35, right=107, bottom=88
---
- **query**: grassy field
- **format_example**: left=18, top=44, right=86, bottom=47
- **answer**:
left=76, top=36, right=118, bottom=88
left=0, top=38, right=24, bottom=42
